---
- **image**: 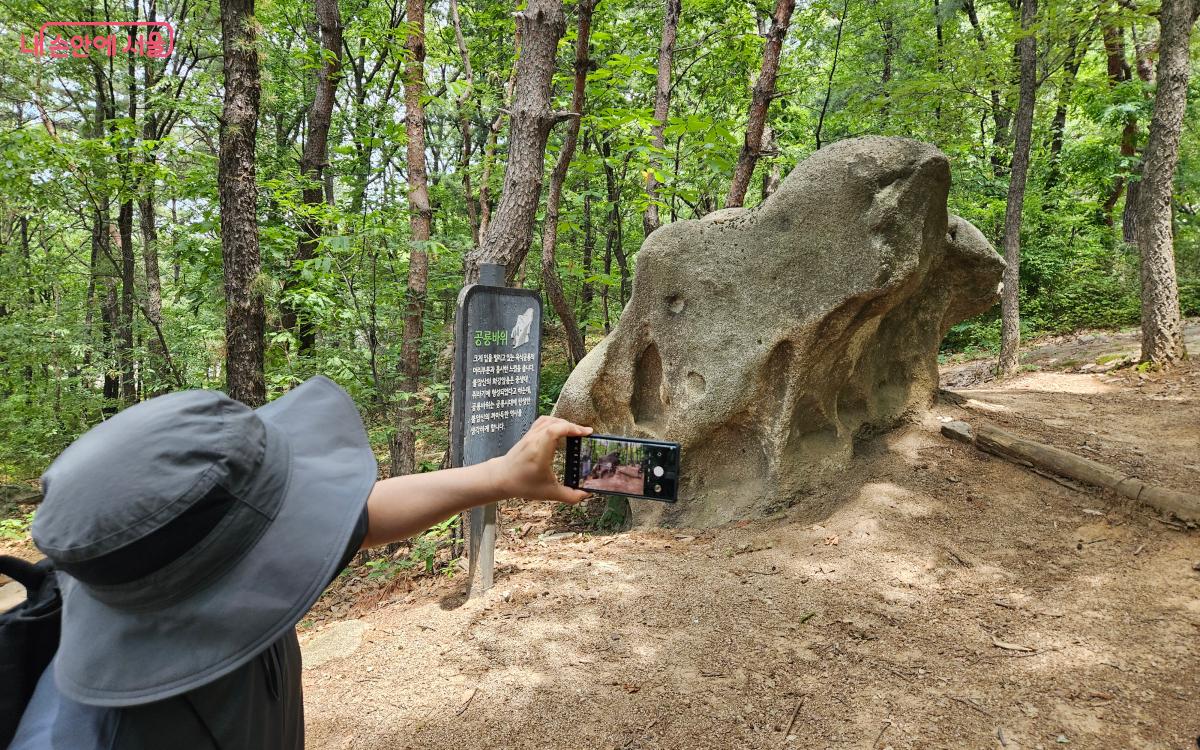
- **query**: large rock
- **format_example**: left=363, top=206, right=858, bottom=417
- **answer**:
left=553, top=137, right=1003, bottom=526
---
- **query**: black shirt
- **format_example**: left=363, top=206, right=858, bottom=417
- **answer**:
left=11, top=508, right=369, bottom=750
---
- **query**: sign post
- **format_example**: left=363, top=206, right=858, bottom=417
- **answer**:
left=450, top=263, right=542, bottom=595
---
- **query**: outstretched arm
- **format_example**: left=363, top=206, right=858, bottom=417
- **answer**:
left=360, top=416, right=593, bottom=549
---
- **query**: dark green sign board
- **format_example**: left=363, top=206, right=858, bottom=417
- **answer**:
left=451, top=263, right=541, bottom=593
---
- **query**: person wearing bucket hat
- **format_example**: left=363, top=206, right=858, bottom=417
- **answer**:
left=10, top=375, right=592, bottom=748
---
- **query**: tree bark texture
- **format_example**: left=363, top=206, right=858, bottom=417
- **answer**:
left=449, top=0, right=479, bottom=246
left=540, top=0, right=594, bottom=367
left=933, top=0, right=943, bottom=121
left=1099, top=24, right=1134, bottom=228
left=963, top=0, right=1011, bottom=176
left=815, top=0, right=849, bottom=151
left=116, top=202, right=136, bottom=403
left=580, top=169, right=594, bottom=327
left=726, top=0, right=795, bottom=208
left=761, top=125, right=781, bottom=198
left=600, top=139, right=629, bottom=306
left=997, top=0, right=1037, bottom=377
left=467, top=0, right=567, bottom=281
left=116, top=44, right=138, bottom=405
left=391, top=0, right=433, bottom=477
left=878, top=11, right=896, bottom=120
left=1045, top=31, right=1082, bottom=190
left=643, top=0, right=680, bottom=236
left=1135, top=0, right=1196, bottom=365
left=283, top=0, right=343, bottom=354
left=1122, top=36, right=1157, bottom=245
left=93, top=205, right=120, bottom=414
left=219, top=0, right=266, bottom=406
left=140, top=122, right=167, bottom=394
left=88, top=63, right=119, bottom=410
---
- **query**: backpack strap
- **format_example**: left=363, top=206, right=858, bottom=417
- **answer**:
left=0, top=556, right=48, bottom=593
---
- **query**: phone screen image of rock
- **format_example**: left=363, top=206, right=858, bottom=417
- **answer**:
left=579, top=438, right=646, bottom=495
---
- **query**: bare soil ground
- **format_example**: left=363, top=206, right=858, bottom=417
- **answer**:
left=301, top=326, right=1200, bottom=750
left=2, top=326, right=1195, bottom=749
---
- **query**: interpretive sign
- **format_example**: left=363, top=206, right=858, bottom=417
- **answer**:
left=450, top=263, right=542, bottom=594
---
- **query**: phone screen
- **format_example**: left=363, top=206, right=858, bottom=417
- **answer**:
left=566, top=434, right=679, bottom=502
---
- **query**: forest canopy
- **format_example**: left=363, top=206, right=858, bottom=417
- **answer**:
left=0, top=0, right=1197, bottom=482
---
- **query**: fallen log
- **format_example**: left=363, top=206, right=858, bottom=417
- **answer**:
left=971, top=423, right=1200, bottom=524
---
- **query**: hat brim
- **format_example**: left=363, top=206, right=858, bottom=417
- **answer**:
left=53, top=376, right=377, bottom=707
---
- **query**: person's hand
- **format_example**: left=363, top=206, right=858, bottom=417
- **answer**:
left=492, top=416, right=592, bottom=503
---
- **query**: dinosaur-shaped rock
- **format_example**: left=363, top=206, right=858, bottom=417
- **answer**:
left=554, top=136, right=1004, bottom=526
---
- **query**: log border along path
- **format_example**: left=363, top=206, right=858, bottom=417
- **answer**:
left=940, top=417, right=1200, bottom=525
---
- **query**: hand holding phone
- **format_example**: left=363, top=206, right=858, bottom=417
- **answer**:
left=494, top=416, right=593, bottom=503
left=563, top=434, right=681, bottom=503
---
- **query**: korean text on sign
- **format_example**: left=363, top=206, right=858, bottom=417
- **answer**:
left=466, top=352, right=537, bottom=437
left=473, top=329, right=509, bottom=347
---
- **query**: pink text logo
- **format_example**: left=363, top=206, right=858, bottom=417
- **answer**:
left=20, top=21, right=175, bottom=59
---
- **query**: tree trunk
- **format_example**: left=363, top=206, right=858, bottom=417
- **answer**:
left=1135, top=0, right=1196, bottom=366
left=878, top=12, right=896, bottom=121
left=140, top=109, right=167, bottom=394
left=761, top=125, right=781, bottom=199
left=391, top=0, right=433, bottom=478
left=997, top=0, right=1037, bottom=377
left=116, top=48, right=137, bottom=405
left=1122, top=36, right=1157, bottom=245
left=93, top=202, right=120, bottom=414
left=219, top=0, right=266, bottom=406
left=599, top=140, right=629, bottom=306
left=449, top=0, right=479, bottom=247
left=466, top=0, right=568, bottom=281
left=116, top=202, right=136, bottom=404
left=580, top=167, right=594, bottom=329
left=478, top=34, right=523, bottom=243
left=601, top=216, right=612, bottom=334
left=726, top=0, right=796, bottom=208
left=1045, top=31, right=1083, bottom=191
left=963, top=0, right=1011, bottom=176
left=643, top=0, right=681, bottom=236
left=933, top=0, right=943, bottom=121
left=86, top=61, right=118, bottom=409
left=815, top=0, right=849, bottom=151
left=283, top=0, right=343, bottom=355
left=1099, top=24, right=1134, bottom=228
left=540, top=0, right=594, bottom=367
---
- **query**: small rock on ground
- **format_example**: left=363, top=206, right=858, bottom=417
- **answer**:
left=302, top=619, right=370, bottom=670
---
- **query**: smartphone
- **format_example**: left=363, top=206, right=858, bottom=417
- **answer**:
left=564, top=434, right=681, bottom=503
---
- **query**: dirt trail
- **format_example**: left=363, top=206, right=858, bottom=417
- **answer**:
left=303, top=333, right=1200, bottom=750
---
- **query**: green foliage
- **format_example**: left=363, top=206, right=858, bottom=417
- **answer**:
left=942, top=317, right=1001, bottom=355
left=1180, top=280, right=1200, bottom=318
left=0, top=510, right=35, bottom=541
left=0, top=0, right=1198, bottom=498
left=363, top=515, right=459, bottom=580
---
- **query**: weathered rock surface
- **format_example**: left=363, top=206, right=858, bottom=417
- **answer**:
left=553, top=137, right=1003, bottom=526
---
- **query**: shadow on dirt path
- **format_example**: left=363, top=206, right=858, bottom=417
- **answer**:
left=301, top=327, right=1199, bottom=749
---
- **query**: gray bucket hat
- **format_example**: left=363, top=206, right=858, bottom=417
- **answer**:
left=31, top=375, right=377, bottom=707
